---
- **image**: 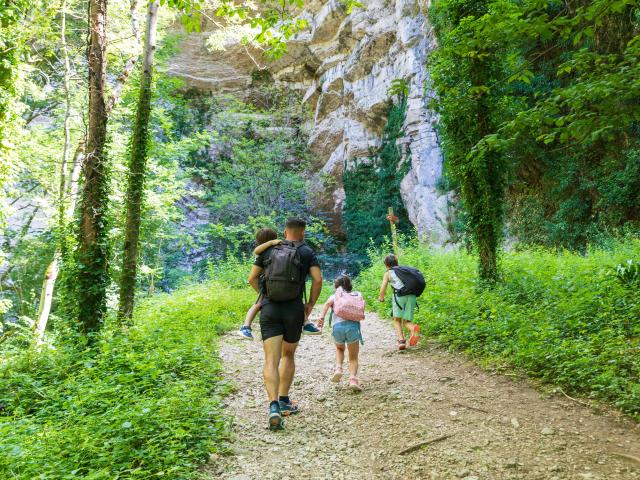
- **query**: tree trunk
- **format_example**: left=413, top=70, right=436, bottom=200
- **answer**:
left=36, top=1, right=141, bottom=338
left=77, top=0, right=109, bottom=334
left=117, top=1, right=160, bottom=321
left=469, top=54, right=501, bottom=283
left=32, top=2, right=73, bottom=345
left=58, top=0, right=72, bottom=233
left=34, top=256, right=59, bottom=345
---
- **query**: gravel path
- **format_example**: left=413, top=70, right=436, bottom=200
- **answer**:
left=206, top=312, right=640, bottom=480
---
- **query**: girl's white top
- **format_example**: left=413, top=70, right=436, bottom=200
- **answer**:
left=389, top=270, right=404, bottom=290
left=327, top=294, right=345, bottom=324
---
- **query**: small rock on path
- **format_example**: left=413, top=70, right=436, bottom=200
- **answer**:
left=205, top=312, right=640, bottom=479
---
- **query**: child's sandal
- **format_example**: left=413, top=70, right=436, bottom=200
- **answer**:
left=397, top=339, right=407, bottom=351
left=409, top=325, right=421, bottom=347
left=349, top=376, right=363, bottom=392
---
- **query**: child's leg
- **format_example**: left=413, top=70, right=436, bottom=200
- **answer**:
left=244, top=302, right=261, bottom=327
left=404, top=320, right=418, bottom=333
left=392, top=317, right=405, bottom=340
left=346, top=341, right=359, bottom=378
left=335, top=343, right=346, bottom=367
left=405, top=320, right=420, bottom=346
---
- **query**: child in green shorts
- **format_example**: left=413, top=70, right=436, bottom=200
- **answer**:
left=378, top=254, right=421, bottom=351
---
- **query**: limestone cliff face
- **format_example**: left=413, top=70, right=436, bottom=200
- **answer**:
left=167, top=0, right=450, bottom=243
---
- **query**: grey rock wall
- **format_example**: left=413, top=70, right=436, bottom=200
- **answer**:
left=168, top=0, right=450, bottom=243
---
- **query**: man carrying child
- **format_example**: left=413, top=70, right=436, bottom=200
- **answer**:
left=247, top=218, right=323, bottom=431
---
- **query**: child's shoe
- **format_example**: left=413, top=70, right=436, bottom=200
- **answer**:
left=348, top=376, right=363, bottom=392
left=238, top=326, right=253, bottom=340
left=397, top=339, right=407, bottom=351
left=330, top=366, right=343, bottom=383
left=409, top=325, right=421, bottom=347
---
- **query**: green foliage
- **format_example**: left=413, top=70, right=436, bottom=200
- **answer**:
left=343, top=99, right=411, bottom=252
left=161, top=0, right=204, bottom=32
left=429, top=0, right=640, bottom=251
left=164, top=88, right=333, bottom=281
left=429, top=0, right=509, bottom=281
left=0, top=0, right=30, bottom=191
left=387, top=78, right=409, bottom=98
left=216, top=0, right=361, bottom=60
left=0, top=0, right=55, bottom=228
left=613, top=259, right=640, bottom=288
left=358, top=240, right=640, bottom=418
left=0, top=280, right=254, bottom=478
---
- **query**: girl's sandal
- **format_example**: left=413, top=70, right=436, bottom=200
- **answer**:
left=349, top=377, right=364, bottom=392
left=409, top=325, right=421, bottom=347
left=397, top=339, right=407, bottom=351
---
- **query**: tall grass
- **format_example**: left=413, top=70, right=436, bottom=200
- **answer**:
left=358, top=240, right=640, bottom=418
left=0, top=281, right=254, bottom=479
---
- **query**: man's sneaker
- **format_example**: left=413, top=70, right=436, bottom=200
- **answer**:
left=330, top=366, right=343, bottom=383
left=268, top=403, right=284, bottom=431
left=279, top=399, right=300, bottom=416
left=349, top=377, right=364, bottom=392
left=302, top=322, right=321, bottom=335
left=237, top=326, right=253, bottom=340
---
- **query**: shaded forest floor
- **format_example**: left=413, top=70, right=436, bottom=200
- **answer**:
left=206, top=312, right=640, bottom=480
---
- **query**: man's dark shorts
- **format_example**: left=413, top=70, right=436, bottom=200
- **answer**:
left=260, top=299, right=305, bottom=343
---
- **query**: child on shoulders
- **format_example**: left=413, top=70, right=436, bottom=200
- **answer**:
left=238, top=228, right=321, bottom=340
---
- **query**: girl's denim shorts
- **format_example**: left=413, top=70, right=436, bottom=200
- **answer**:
left=332, top=321, right=361, bottom=344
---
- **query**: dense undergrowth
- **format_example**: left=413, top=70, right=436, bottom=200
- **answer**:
left=0, top=282, right=254, bottom=479
left=359, top=241, right=640, bottom=419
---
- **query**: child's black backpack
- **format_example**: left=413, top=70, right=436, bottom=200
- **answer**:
left=262, top=241, right=305, bottom=302
left=392, top=266, right=426, bottom=297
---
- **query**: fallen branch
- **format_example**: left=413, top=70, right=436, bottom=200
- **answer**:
left=453, top=402, right=490, bottom=414
left=558, top=387, right=591, bottom=408
left=611, top=452, right=640, bottom=465
left=398, top=434, right=453, bottom=455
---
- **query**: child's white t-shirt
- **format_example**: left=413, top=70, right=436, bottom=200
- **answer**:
left=389, top=270, right=405, bottom=290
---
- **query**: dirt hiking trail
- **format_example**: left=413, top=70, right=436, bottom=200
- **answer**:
left=206, top=312, right=640, bottom=480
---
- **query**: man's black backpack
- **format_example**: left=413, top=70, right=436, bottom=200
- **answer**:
left=392, top=266, right=426, bottom=297
left=262, top=241, right=306, bottom=302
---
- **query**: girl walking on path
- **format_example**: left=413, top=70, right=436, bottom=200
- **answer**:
left=318, top=275, right=365, bottom=392
left=378, top=254, right=421, bottom=351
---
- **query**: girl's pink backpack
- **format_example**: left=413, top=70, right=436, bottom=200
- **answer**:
left=333, top=287, right=365, bottom=321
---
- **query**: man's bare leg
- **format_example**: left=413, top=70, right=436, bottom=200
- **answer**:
left=263, top=335, right=283, bottom=402
left=278, top=340, right=298, bottom=398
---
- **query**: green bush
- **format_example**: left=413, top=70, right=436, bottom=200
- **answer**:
left=358, top=241, right=640, bottom=418
left=0, top=281, right=254, bottom=479
left=343, top=99, right=411, bottom=252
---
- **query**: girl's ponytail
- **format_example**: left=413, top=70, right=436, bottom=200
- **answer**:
left=334, top=275, right=353, bottom=292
